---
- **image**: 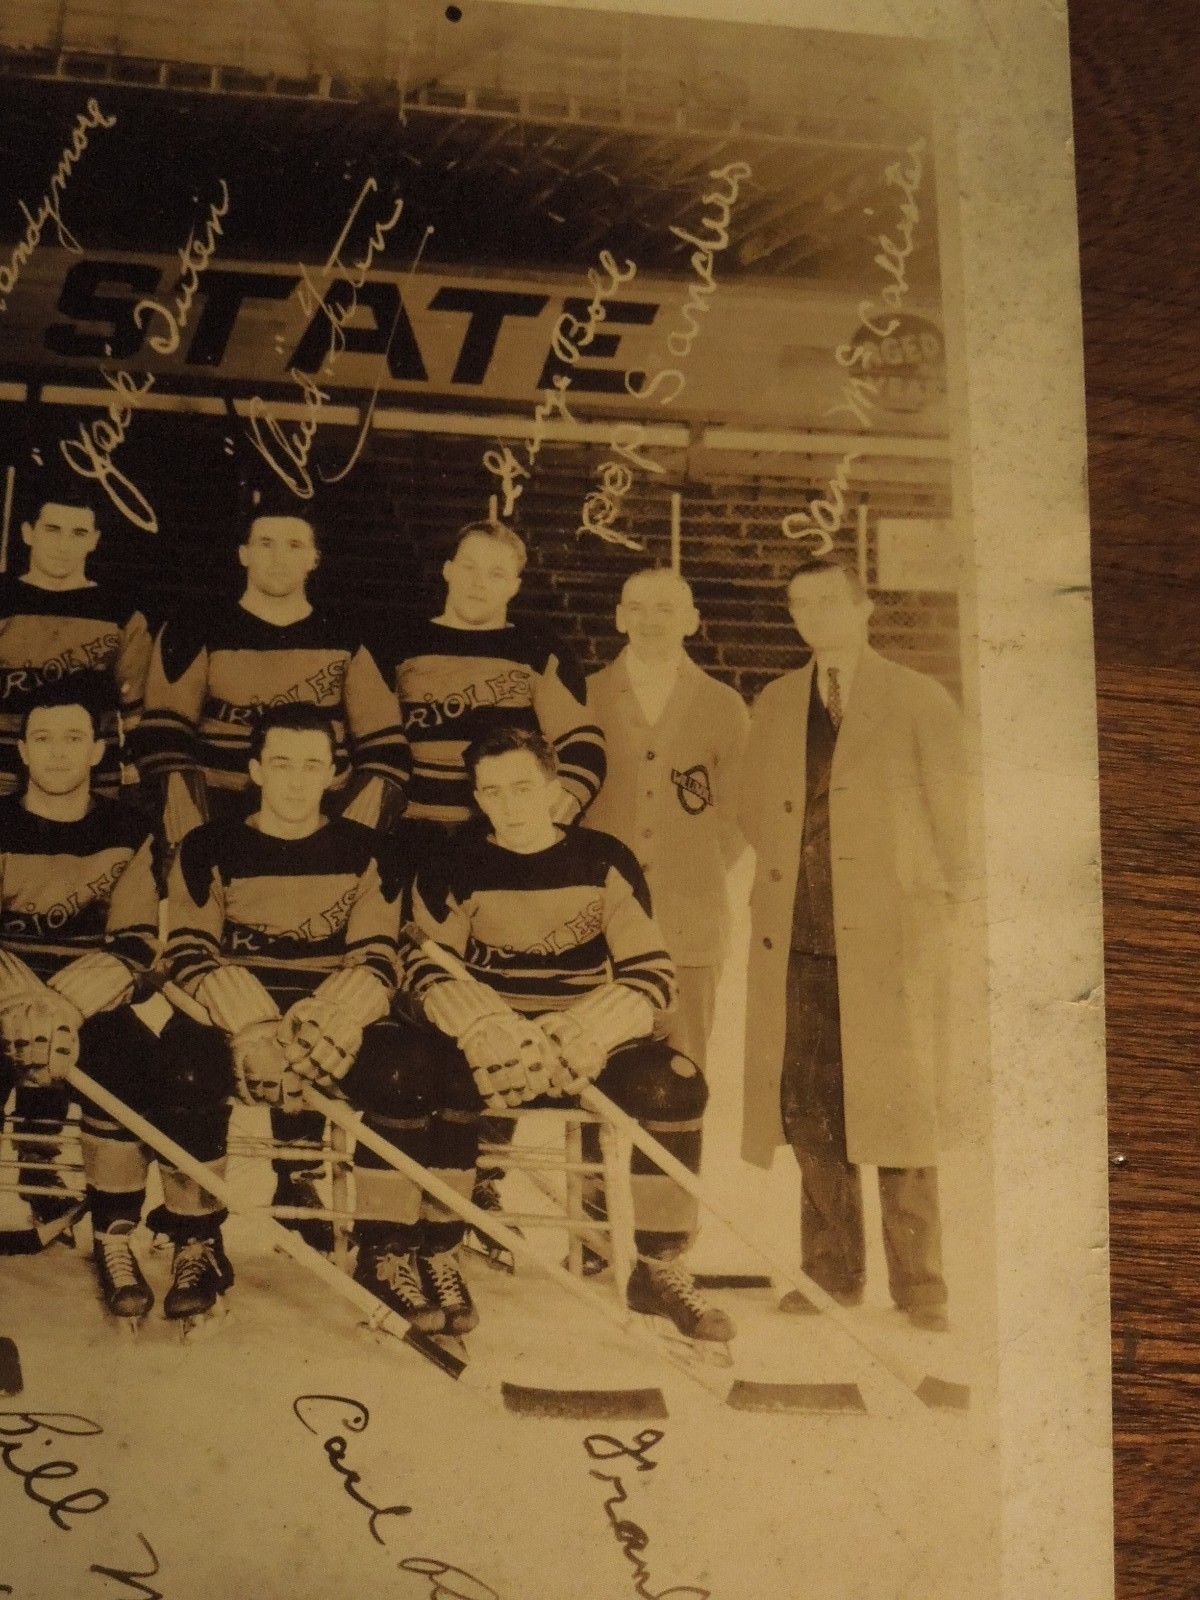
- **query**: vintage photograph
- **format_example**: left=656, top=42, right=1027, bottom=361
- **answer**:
left=0, top=2, right=1109, bottom=1596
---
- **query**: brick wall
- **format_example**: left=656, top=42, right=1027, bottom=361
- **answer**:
left=23, top=410, right=962, bottom=704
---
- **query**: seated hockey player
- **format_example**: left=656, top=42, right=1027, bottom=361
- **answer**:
left=396, top=724, right=737, bottom=1344
left=0, top=478, right=153, bottom=1228
left=0, top=682, right=233, bottom=1327
left=163, top=700, right=432, bottom=1325
left=137, top=495, right=409, bottom=1243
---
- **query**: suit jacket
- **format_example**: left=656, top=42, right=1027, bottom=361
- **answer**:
left=585, top=650, right=749, bottom=968
left=739, top=647, right=968, bottom=1168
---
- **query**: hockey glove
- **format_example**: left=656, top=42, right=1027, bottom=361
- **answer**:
left=538, top=1010, right=608, bottom=1094
left=460, top=1012, right=558, bottom=1110
left=0, top=991, right=82, bottom=1085
left=232, top=1020, right=306, bottom=1112
left=278, top=999, right=363, bottom=1086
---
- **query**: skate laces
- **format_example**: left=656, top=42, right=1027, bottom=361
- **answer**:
left=98, top=1231, right=140, bottom=1288
left=374, top=1249, right=425, bottom=1299
left=423, top=1251, right=468, bottom=1307
left=646, top=1259, right=707, bottom=1314
left=172, top=1240, right=216, bottom=1290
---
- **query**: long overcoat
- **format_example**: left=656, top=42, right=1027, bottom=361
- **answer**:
left=739, top=647, right=968, bottom=1169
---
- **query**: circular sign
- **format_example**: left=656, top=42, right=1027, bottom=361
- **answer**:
left=848, top=312, right=946, bottom=415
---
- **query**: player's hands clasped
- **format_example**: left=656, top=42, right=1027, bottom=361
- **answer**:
left=278, top=999, right=363, bottom=1087
left=232, top=1020, right=305, bottom=1112
left=460, top=1012, right=559, bottom=1110
left=0, top=990, right=82, bottom=1085
left=537, top=1011, right=607, bottom=1094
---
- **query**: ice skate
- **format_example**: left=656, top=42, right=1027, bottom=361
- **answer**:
left=353, top=1239, right=445, bottom=1335
left=418, top=1248, right=479, bottom=1338
left=164, top=1237, right=234, bottom=1338
left=463, top=1175, right=517, bottom=1274
left=627, top=1258, right=736, bottom=1363
left=93, top=1223, right=153, bottom=1331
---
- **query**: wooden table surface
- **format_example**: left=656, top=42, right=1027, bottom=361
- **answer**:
left=1070, top=2, right=1200, bottom=1591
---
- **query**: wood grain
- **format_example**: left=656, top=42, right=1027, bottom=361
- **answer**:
left=1070, top=2, right=1200, bottom=1592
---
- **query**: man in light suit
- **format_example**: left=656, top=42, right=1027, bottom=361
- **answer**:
left=739, top=554, right=968, bottom=1331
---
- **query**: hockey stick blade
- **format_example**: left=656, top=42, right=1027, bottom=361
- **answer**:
left=502, top=1381, right=668, bottom=1421
left=0, top=1198, right=88, bottom=1256
left=725, top=1379, right=867, bottom=1415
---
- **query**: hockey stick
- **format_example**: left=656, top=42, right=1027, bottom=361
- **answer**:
left=404, top=925, right=969, bottom=1414
left=62, top=1063, right=468, bottom=1382
left=159, top=984, right=709, bottom=1410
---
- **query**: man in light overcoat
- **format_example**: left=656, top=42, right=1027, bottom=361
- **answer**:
left=739, top=554, right=968, bottom=1329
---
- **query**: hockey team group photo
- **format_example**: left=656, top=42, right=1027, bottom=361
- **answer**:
left=0, top=14, right=1002, bottom=1595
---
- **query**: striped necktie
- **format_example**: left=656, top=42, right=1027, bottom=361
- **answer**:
left=825, top=666, right=843, bottom=731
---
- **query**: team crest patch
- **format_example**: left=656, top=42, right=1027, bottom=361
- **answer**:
left=671, top=764, right=713, bottom=814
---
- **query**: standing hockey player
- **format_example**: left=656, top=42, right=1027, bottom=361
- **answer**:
left=398, top=725, right=735, bottom=1344
left=0, top=683, right=233, bottom=1328
left=0, top=483, right=152, bottom=1227
left=163, top=701, right=439, bottom=1329
left=585, top=568, right=749, bottom=1074
left=136, top=507, right=409, bottom=1242
left=378, top=518, right=606, bottom=1234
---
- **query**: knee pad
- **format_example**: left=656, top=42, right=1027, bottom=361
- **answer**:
left=342, top=1022, right=432, bottom=1118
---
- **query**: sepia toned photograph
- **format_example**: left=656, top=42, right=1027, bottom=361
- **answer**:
left=0, top=1, right=1111, bottom=1596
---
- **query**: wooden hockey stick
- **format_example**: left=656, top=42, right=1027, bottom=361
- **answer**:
left=63, top=1063, right=468, bottom=1383
left=404, top=926, right=969, bottom=1414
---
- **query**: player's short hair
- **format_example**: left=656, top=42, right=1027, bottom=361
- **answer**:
left=465, top=725, right=557, bottom=784
left=621, top=566, right=695, bottom=606
left=19, top=677, right=107, bottom=740
left=451, top=519, right=528, bottom=574
left=787, top=552, right=868, bottom=602
left=248, top=701, right=336, bottom=763
left=19, top=477, right=102, bottom=530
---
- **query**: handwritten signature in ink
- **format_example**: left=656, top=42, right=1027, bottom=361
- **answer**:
left=244, top=179, right=406, bottom=500
left=58, top=180, right=231, bottom=534
left=0, top=1409, right=109, bottom=1531
left=0, top=98, right=116, bottom=313
left=782, top=137, right=926, bottom=549
left=583, top=1429, right=711, bottom=1600
left=293, top=1394, right=502, bottom=1597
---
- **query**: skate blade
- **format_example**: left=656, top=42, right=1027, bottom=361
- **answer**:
left=112, top=1314, right=148, bottom=1336
left=178, top=1298, right=231, bottom=1343
left=632, top=1312, right=735, bottom=1369
left=463, top=1231, right=515, bottom=1274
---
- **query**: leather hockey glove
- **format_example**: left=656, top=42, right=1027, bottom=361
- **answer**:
left=537, top=1010, right=608, bottom=1094
left=278, top=999, right=363, bottom=1086
left=460, top=1011, right=558, bottom=1111
left=232, top=1020, right=306, bottom=1112
left=0, top=990, right=82, bottom=1085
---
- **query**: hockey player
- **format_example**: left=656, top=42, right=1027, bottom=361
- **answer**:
left=396, top=724, right=736, bottom=1344
left=163, top=701, right=437, bottom=1328
left=0, top=483, right=152, bottom=1225
left=0, top=482, right=151, bottom=801
left=0, top=682, right=233, bottom=1326
left=377, top=518, right=606, bottom=1231
left=136, top=507, right=409, bottom=1242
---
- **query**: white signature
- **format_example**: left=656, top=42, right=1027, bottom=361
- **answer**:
left=244, top=178, right=406, bottom=499
left=482, top=249, right=636, bottom=521
left=782, top=138, right=926, bottom=548
left=57, top=181, right=231, bottom=533
left=0, top=98, right=116, bottom=313
left=579, top=160, right=752, bottom=549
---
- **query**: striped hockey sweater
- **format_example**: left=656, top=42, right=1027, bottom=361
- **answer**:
left=0, top=795, right=159, bottom=984
left=0, top=576, right=152, bottom=799
left=166, top=816, right=400, bottom=1011
left=405, top=825, right=675, bottom=1019
left=379, top=619, right=605, bottom=825
left=134, top=604, right=409, bottom=801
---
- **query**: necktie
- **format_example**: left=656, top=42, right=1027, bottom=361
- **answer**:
left=825, top=665, right=842, bottom=731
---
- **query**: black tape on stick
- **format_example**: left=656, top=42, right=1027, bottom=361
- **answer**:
left=0, top=1337, right=23, bottom=1396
